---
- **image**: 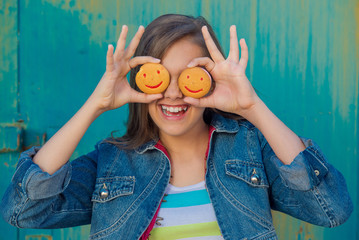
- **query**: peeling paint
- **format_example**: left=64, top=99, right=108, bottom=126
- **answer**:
left=1, top=0, right=357, bottom=239
left=25, top=235, right=53, bottom=240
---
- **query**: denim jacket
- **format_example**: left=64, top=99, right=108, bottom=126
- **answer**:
left=0, top=113, right=353, bottom=240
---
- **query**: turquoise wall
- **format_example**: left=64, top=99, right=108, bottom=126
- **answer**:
left=1, top=0, right=358, bottom=239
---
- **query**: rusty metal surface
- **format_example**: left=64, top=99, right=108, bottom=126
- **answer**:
left=0, top=0, right=357, bottom=239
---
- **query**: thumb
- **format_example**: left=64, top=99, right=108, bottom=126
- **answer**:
left=183, top=96, right=214, bottom=109
left=130, top=91, right=163, bottom=104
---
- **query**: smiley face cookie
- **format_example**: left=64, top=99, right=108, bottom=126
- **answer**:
left=178, top=67, right=212, bottom=98
left=136, top=63, right=170, bottom=94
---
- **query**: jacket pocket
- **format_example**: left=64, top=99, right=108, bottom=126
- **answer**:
left=225, top=160, right=269, bottom=188
left=92, top=176, right=135, bottom=203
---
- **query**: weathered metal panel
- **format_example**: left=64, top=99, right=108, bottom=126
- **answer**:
left=0, top=0, right=357, bottom=239
left=0, top=0, right=18, bottom=123
left=0, top=125, right=23, bottom=152
left=0, top=0, right=20, bottom=239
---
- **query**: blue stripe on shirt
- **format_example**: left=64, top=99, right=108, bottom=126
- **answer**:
left=161, top=189, right=211, bottom=208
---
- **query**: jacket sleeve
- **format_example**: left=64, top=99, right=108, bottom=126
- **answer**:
left=258, top=131, right=353, bottom=228
left=0, top=143, right=99, bottom=229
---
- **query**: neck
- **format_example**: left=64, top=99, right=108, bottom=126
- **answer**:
left=159, top=123, right=209, bottom=162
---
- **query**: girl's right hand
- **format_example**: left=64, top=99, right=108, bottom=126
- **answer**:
left=89, top=25, right=163, bottom=114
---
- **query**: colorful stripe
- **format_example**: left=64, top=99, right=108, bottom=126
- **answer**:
left=161, top=189, right=211, bottom=208
left=149, top=221, right=221, bottom=240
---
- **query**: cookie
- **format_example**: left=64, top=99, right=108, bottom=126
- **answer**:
left=135, top=63, right=170, bottom=94
left=178, top=67, right=212, bottom=98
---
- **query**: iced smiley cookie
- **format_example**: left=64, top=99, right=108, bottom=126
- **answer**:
left=135, top=63, right=170, bottom=94
left=178, top=67, right=212, bottom=98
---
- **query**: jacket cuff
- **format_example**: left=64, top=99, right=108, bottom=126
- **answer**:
left=272, top=138, right=329, bottom=191
left=11, top=147, right=72, bottom=200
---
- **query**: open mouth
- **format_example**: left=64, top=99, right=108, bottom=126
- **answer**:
left=146, top=81, right=163, bottom=89
left=184, top=86, right=203, bottom=93
left=161, top=104, right=189, bottom=117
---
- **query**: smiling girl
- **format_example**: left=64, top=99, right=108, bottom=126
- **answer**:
left=0, top=14, right=352, bottom=240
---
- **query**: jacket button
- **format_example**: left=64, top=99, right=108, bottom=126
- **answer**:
left=100, top=188, right=109, bottom=199
left=250, top=169, right=260, bottom=184
left=250, top=174, right=260, bottom=184
left=314, top=170, right=320, bottom=176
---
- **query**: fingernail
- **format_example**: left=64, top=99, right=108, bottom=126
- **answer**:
left=187, top=62, right=194, bottom=67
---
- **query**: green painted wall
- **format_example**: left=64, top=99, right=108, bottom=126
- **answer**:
left=1, top=0, right=357, bottom=239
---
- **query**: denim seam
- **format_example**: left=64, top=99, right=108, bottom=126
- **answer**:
left=270, top=176, right=300, bottom=208
left=104, top=147, right=122, bottom=178
left=226, top=171, right=269, bottom=189
left=208, top=159, right=273, bottom=230
left=307, top=147, right=329, bottom=172
left=13, top=197, right=30, bottom=228
left=89, top=156, right=167, bottom=240
left=311, top=186, right=337, bottom=227
left=11, top=157, right=28, bottom=182
left=92, top=177, right=135, bottom=202
left=225, top=159, right=264, bottom=168
left=22, top=164, right=40, bottom=198
left=251, top=229, right=278, bottom=240
left=50, top=206, right=92, bottom=214
left=137, top=172, right=170, bottom=240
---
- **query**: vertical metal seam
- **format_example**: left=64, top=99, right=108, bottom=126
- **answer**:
left=16, top=0, right=20, bottom=239
left=16, top=0, right=21, bottom=117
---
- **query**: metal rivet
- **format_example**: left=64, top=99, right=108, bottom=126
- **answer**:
left=18, top=183, right=22, bottom=187
left=100, top=184, right=109, bottom=199
left=250, top=169, right=260, bottom=184
left=314, top=170, right=320, bottom=176
left=100, top=189, right=109, bottom=199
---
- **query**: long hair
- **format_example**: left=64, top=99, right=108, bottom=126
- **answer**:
left=109, top=14, right=230, bottom=149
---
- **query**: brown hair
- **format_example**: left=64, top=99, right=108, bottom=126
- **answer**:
left=109, top=14, right=232, bottom=149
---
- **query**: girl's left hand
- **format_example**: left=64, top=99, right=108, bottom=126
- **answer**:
left=184, top=25, right=260, bottom=118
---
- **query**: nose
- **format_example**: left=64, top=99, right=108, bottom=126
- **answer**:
left=163, top=77, right=183, bottom=100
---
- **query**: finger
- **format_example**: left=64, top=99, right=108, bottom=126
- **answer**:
left=227, top=25, right=239, bottom=62
left=201, top=26, right=225, bottom=62
left=128, top=56, right=161, bottom=69
left=130, top=91, right=163, bottom=104
left=183, top=96, right=214, bottom=109
left=114, top=25, right=129, bottom=60
left=106, top=44, right=115, bottom=72
left=238, top=38, right=248, bottom=70
left=187, top=57, right=215, bottom=72
left=124, top=25, right=145, bottom=59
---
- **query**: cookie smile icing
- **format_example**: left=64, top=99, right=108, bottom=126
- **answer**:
left=145, top=81, right=163, bottom=89
left=184, top=86, right=203, bottom=93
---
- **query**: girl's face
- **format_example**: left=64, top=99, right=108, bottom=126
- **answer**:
left=148, top=38, right=207, bottom=139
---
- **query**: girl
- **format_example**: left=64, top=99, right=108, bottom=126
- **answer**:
left=0, top=14, right=352, bottom=240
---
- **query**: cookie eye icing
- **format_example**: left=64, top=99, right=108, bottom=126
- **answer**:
left=187, top=75, right=190, bottom=79
left=157, top=70, right=160, bottom=74
left=200, top=77, right=203, bottom=81
left=143, top=73, right=146, bottom=78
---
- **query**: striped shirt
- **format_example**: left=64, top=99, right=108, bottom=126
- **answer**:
left=149, top=181, right=224, bottom=240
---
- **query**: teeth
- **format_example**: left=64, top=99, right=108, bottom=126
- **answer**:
left=161, top=105, right=188, bottom=114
